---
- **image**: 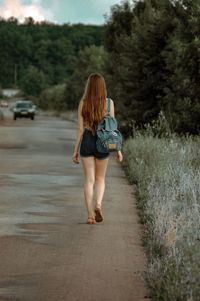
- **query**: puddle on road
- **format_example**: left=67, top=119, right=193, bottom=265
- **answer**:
left=0, top=203, right=62, bottom=239
left=0, top=173, right=83, bottom=239
left=0, top=275, right=37, bottom=301
left=0, top=287, right=21, bottom=301
left=0, top=144, right=27, bottom=149
left=0, top=173, right=81, bottom=187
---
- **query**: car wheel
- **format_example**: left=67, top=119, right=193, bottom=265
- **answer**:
left=31, top=115, right=35, bottom=120
left=14, top=115, right=17, bottom=120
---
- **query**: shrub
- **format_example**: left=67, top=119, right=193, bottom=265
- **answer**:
left=39, top=83, right=67, bottom=112
left=19, top=66, right=47, bottom=97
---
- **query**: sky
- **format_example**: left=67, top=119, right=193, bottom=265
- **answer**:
left=0, top=0, right=123, bottom=24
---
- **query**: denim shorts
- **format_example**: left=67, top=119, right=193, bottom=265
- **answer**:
left=80, top=129, right=109, bottom=160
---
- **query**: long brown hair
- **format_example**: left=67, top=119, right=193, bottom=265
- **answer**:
left=81, top=73, right=107, bottom=135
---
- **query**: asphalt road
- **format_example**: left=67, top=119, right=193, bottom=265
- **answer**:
left=0, top=108, right=150, bottom=301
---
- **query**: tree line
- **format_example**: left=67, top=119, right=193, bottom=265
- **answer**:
left=0, top=0, right=199, bottom=135
left=0, top=17, right=103, bottom=93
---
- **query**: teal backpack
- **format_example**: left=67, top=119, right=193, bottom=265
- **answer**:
left=96, top=98, right=123, bottom=153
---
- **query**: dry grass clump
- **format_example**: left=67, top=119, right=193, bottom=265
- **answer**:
left=123, top=132, right=200, bottom=300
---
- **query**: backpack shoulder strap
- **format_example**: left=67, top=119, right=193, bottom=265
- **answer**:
left=106, top=97, right=110, bottom=115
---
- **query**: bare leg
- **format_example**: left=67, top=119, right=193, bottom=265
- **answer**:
left=81, top=157, right=95, bottom=218
left=95, top=157, right=109, bottom=209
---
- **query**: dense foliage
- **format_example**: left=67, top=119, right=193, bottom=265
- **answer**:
left=0, top=17, right=103, bottom=91
left=104, top=0, right=200, bottom=135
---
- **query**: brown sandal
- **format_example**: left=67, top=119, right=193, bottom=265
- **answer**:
left=95, top=207, right=103, bottom=223
left=87, top=217, right=96, bottom=224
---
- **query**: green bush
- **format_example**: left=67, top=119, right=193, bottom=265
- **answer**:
left=39, top=83, right=67, bottom=112
left=19, top=66, right=47, bottom=97
left=123, top=131, right=200, bottom=300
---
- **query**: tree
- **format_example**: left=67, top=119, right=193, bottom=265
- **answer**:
left=0, top=18, right=31, bottom=87
left=65, top=45, right=108, bottom=109
left=19, top=66, right=47, bottom=96
left=104, top=1, right=175, bottom=132
left=161, top=0, right=200, bottom=133
left=104, top=0, right=200, bottom=135
left=39, top=84, right=67, bottom=111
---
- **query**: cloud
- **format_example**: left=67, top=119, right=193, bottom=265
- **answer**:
left=0, top=0, right=53, bottom=22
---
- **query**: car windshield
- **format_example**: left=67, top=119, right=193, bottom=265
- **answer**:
left=16, top=102, right=32, bottom=108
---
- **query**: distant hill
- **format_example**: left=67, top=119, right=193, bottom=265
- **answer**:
left=0, top=18, right=103, bottom=88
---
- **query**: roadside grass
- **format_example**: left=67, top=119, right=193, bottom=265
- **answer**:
left=123, top=126, right=200, bottom=300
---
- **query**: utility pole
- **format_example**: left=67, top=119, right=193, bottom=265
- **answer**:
left=14, top=64, right=18, bottom=88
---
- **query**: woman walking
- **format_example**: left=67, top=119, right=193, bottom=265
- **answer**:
left=72, top=73, right=123, bottom=224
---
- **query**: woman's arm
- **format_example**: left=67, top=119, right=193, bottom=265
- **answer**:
left=109, top=98, right=115, bottom=118
left=110, top=98, right=123, bottom=163
left=72, top=100, right=84, bottom=164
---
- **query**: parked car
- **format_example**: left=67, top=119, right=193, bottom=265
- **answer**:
left=0, top=100, right=8, bottom=107
left=12, top=100, right=36, bottom=120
